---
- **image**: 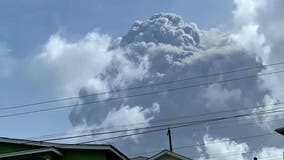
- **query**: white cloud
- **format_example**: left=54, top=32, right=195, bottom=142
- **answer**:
left=109, top=50, right=149, bottom=88
left=197, top=135, right=284, bottom=160
left=30, top=31, right=150, bottom=99
left=232, top=0, right=266, bottom=25
left=252, top=95, right=283, bottom=130
left=98, top=102, right=160, bottom=133
left=202, top=84, right=241, bottom=110
left=61, top=102, right=160, bottom=143
left=232, top=0, right=270, bottom=63
left=28, top=13, right=270, bottom=152
left=253, top=147, right=283, bottom=160
left=231, top=24, right=270, bottom=63
left=232, top=0, right=284, bottom=128
left=28, top=31, right=154, bottom=140
left=68, top=13, right=264, bottom=142
left=30, top=32, right=113, bottom=97
left=197, top=135, right=249, bottom=160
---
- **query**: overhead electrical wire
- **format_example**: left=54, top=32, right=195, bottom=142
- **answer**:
left=2, top=62, right=284, bottom=159
left=192, top=143, right=284, bottom=160
left=16, top=106, right=284, bottom=158
left=1, top=61, right=284, bottom=111
left=1, top=62, right=283, bottom=159
left=203, top=143, right=284, bottom=160
left=30, top=101, right=284, bottom=141
left=81, top=128, right=276, bottom=145
left=157, top=149, right=282, bottom=160
left=30, top=106, right=284, bottom=143
left=35, top=106, right=284, bottom=143
left=1, top=69, right=284, bottom=119
left=29, top=102, right=284, bottom=141
left=202, top=144, right=284, bottom=158
left=173, top=133, right=276, bottom=150
left=129, top=132, right=279, bottom=157
left=193, top=150, right=282, bottom=160
left=8, top=107, right=284, bottom=159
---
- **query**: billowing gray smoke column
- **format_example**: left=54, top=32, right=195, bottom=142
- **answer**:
left=68, top=13, right=269, bottom=155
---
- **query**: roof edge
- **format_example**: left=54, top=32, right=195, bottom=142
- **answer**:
left=0, top=147, right=63, bottom=158
left=0, top=137, right=129, bottom=160
left=149, top=149, right=191, bottom=160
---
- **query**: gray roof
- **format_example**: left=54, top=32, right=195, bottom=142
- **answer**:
left=149, top=150, right=192, bottom=160
left=0, top=147, right=63, bottom=158
left=0, top=137, right=129, bottom=160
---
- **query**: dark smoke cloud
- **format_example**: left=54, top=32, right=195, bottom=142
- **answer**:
left=66, top=13, right=270, bottom=157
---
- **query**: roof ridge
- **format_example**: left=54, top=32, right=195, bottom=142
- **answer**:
left=149, top=149, right=192, bottom=160
left=0, top=136, right=129, bottom=160
left=0, top=147, right=63, bottom=158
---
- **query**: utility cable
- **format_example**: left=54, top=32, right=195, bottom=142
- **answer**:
left=40, top=107, right=284, bottom=143
left=1, top=61, right=283, bottom=111
left=30, top=101, right=284, bottom=140
left=1, top=69, right=284, bottom=118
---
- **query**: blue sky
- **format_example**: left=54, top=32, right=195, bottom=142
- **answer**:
left=0, top=0, right=234, bottom=137
left=0, top=0, right=233, bottom=56
left=1, top=0, right=284, bottom=159
left=0, top=0, right=233, bottom=95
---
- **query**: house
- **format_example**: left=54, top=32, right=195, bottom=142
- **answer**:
left=131, top=156, right=148, bottom=160
left=0, top=137, right=129, bottom=160
left=131, top=150, right=192, bottom=160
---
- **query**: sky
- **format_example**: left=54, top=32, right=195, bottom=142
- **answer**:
left=1, top=0, right=284, bottom=160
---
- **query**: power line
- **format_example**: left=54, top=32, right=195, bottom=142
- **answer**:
left=1, top=69, right=284, bottom=118
left=174, top=133, right=275, bottom=150
left=203, top=143, right=284, bottom=160
left=205, top=152, right=282, bottom=160
left=74, top=109, right=284, bottom=145
left=1, top=61, right=284, bottom=111
left=30, top=108, right=284, bottom=144
left=194, top=141, right=284, bottom=160
left=129, top=132, right=278, bottom=157
left=39, top=107, right=284, bottom=143
left=15, top=107, right=284, bottom=159
left=79, top=122, right=277, bottom=144
left=29, top=103, right=284, bottom=140
left=31, top=101, right=284, bottom=141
